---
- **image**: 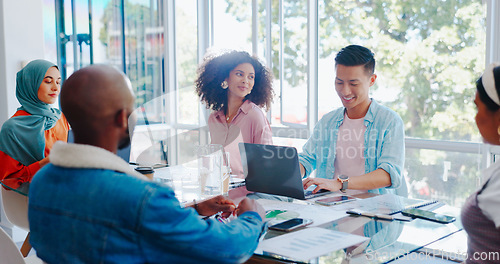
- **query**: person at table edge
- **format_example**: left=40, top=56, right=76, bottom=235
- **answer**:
left=301, top=45, right=407, bottom=196
left=28, top=64, right=266, bottom=264
left=0, top=60, right=69, bottom=193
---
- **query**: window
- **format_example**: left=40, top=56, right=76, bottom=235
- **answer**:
left=123, top=0, right=164, bottom=116
left=175, top=0, right=201, bottom=165
left=53, top=0, right=496, bottom=207
left=213, top=0, right=253, bottom=51
left=314, top=0, right=487, bottom=206
left=93, top=0, right=123, bottom=66
left=317, top=0, right=486, bottom=142
left=42, top=0, right=58, bottom=64
left=176, top=0, right=199, bottom=125
left=276, top=1, right=309, bottom=127
left=405, top=148, right=482, bottom=207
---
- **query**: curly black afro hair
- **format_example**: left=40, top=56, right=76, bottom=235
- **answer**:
left=195, top=50, right=274, bottom=113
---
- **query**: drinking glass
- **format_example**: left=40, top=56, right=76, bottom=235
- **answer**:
left=196, top=144, right=223, bottom=198
left=221, top=151, right=231, bottom=195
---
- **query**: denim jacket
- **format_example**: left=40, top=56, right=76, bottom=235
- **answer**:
left=298, top=100, right=407, bottom=196
left=28, top=142, right=265, bottom=264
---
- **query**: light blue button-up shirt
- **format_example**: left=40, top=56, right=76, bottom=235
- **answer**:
left=299, top=100, right=407, bottom=196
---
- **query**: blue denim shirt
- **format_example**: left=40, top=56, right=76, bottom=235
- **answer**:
left=299, top=100, right=407, bottom=196
left=28, top=142, right=265, bottom=264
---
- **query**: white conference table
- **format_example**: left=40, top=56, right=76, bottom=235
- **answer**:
left=151, top=165, right=466, bottom=264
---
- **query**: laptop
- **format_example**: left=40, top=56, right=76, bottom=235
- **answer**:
left=239, top=143, right=330, bottom=200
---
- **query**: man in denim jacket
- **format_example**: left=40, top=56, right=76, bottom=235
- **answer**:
left=28, top=65, right=266, bottom=264
left=301, top=45, right=407, bottom=196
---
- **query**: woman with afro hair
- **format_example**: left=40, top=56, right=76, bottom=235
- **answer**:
left=195, top=50, right=274, bottom=178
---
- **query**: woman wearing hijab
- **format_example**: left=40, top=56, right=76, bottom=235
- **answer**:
left=0, top=60, right=69, bottom=193
left=461, top=63, right=500, bottom=263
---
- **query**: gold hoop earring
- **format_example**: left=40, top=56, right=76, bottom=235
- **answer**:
left=497, top=126, right=500, bottom=136
left=221, top=81, right=228, bottom=89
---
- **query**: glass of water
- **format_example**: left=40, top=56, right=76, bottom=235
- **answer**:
left=221, top=151, right=231, bottom=195
left=196, top=144, right=223, bottom=198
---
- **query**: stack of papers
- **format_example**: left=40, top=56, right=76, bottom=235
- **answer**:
left=258, top=199, right=347, bottom=227
left=257, top=227, right=368, bottom=262
left=333, top=194, right=437, bottom=215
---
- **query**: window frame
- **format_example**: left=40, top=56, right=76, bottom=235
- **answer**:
left=175, top=0, right=500, bottom=170
left=263, top=0, right=499, bottom=175
left=53, top=0, right=500, bottom=171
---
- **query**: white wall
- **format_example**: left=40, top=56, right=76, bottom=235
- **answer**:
left=0, top=0, right=45, bottom=125
left=0, top=0, right=7, bottom=125
left=0, top=0, right=45, bottom=241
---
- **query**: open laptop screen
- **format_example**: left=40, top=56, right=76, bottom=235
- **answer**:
left=239, top=143, right=308, bottom=200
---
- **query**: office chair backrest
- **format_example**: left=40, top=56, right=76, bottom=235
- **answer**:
left=0, top=227, right=27, bottom=264
left=1, top=188, right=29, bottom=230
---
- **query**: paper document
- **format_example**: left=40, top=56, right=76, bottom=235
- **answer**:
left=258, top=199, right=347, bottom=227
left=332, top=194, right=437, bottom=215
left=257, top=227, right=368, bottom=262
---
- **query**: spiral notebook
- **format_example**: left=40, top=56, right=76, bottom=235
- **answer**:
left=343, top=194, right=438, bottom=215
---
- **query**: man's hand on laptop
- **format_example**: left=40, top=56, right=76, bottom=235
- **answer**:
left=303, top=177, right=341, bottom=193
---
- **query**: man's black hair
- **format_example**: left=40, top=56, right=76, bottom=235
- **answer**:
left=335, top=45, right=375, bottom=75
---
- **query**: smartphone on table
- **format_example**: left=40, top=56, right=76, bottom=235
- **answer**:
left=268, top=218, right=313, bottom=232
left=315, top=195, right=357, bottom=206
left=401, top=208, right=456, bottom=224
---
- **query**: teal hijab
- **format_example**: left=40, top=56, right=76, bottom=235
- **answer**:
left=0, top=60, right=61, bottom=166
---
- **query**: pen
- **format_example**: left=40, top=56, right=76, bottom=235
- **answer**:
left=346, top=210, right=394, bottom=221
left=202, top=212, right=229, bottom=223
left=215, top=213, right=229, bottom=224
